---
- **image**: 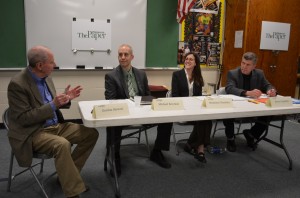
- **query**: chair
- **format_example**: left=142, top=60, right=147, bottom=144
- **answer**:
left=2, top=108, right=55, bottom=198
left=211, top=119, right=253, bottom=138
left=166, top=90, right=193, bottom=155
left=149, top=85, right=169, bottom=98
left=119, top=85, right=167, bottom=155
left=121, top=124, right=152, bottom=156
left=211, top=87, right=253, bottom=138
left=128, top=85, right=166, bottom=151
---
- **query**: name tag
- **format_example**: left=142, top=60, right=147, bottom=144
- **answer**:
left=202, top=97, right=233, bottom=108
left=266, top=96, right=292, bottom=107
left=151, top=98, right=184, bottom=111
left=92, top=103, right=129, bottom=119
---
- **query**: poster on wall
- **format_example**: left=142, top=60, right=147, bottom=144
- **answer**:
left=194, top=13, right=214, bottom=36
left=192, top=35, right=212, bottom=64
left=259, top=21, right=290, bottom=51
left=207, top=42, right=221, bottom=66
left=190, top=0, right=221, bottom=14
left=181, top=0, right=223, bottom=67
left=177, top=41, right=192, bottom=64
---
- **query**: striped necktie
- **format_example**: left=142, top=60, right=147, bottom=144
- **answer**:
left=127, top=73, right=135, bottom=99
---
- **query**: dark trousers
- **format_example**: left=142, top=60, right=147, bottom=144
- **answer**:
left=106, top=123, right=172, bottom=154
left=187, top=120, right=212, bottom=148
left=223, top=116, right=270, bottom=139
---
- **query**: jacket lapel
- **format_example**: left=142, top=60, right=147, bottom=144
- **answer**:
left=24, top=69, right=44, bottom=105
left=132, top=67, right=143, bottom=95
left=116, top=66, right=129, bottom=98
left=179, top=69, right=189, bottom=96
left=237, top=68, right=244, bottom=89
left=46, top=77, right=56, bottom=98
left=250, top=70, right=257, bottom=89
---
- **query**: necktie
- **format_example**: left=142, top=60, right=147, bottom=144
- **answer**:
left=127, top=73, right=135, bottom=99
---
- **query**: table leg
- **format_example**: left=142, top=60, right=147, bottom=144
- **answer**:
left=256, top=116, right=293, bottom=170
left=104, top=128, right=121, bottom=197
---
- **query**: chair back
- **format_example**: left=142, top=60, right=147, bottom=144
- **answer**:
left=166, top=90, right=172, bottom=98
left=2, top=108, right=9, bottom=131
left=217, top=87, right=226, bottom=95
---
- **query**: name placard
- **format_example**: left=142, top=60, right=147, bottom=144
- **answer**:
left=151, top=98, right=184, bottom=111
left=202, top=97, right=233, bottom=108
left=92, top=103, right=129, bottom=119
left=266, top=96, right=292, bottom=107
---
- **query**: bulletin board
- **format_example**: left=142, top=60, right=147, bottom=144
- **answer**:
left=177, top=0, right=225, bottom=68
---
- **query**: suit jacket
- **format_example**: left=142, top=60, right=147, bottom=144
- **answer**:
left=225, top=67, right=274, bottom=96
left=171, top=69, right=202, bottom=97
left=105, top=65, right=150, bottom=99
left=7, top=68, right=67, bottom=167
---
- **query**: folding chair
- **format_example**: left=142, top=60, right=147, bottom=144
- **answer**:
left=2, top=108, right=55, bottom=198
left=211, top=87, right=253, bottom=138
left=121, top=125, right=151, bottom=156
left=211, top=119, right=253, bottom=138
left=166, top=90, right=193, bottom=155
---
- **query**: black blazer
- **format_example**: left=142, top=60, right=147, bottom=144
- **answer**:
left=105, top=65, right=150, bottom=99
left=171, top=69, right=202, bottom=97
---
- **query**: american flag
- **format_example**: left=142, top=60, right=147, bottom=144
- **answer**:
left=177, top=0, right=196, bottom=23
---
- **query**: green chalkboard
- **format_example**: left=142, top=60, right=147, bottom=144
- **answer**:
left=0, top=0, right=26, bottom=68
left=146, top=0, right=179, bottom=68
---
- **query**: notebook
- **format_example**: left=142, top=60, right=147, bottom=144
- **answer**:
left=141, top=95, right=156, bottom=105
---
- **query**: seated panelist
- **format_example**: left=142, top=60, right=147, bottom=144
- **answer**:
left=105, top=44, right=173, bottom=177
left=171, top=52, right=212, bottom=163
left=223, top=52, right=277, bottom=152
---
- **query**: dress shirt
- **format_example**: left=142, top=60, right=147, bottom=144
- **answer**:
left=28, top=67, right=58, bottom=127
left=184, top=69, right=194, bottom=96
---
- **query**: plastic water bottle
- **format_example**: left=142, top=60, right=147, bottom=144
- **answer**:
left=208, top=146, right=226, bottom=154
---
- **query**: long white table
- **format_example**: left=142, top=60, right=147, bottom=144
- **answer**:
left=78, top=95, right=300, bottom=197
left=79, top=96, right=300, bottom=127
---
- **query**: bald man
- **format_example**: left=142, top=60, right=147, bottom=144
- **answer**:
left=7, top=46, right=99, bottom=198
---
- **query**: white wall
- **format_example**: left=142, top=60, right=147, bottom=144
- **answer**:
left=0, top=69, right=218, bottom=122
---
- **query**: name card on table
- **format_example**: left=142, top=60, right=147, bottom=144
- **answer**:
left=266, top=96, right=292, bottom=108
left=202, top=97, right=233, bottom=108
left=92, top=103, right=129, bottom=119
left=151, top=98, right=184, bottom=111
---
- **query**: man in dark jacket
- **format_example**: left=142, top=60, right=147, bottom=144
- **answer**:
left=105, top=44, right=172, bottom=177
left=223, top=52, right=276, bottom=152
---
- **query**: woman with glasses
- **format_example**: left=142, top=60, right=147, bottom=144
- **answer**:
left=171, top=52, right=212, bottom=163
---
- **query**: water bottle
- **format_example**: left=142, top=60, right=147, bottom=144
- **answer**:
left=208, top=146, right=226, bottom=154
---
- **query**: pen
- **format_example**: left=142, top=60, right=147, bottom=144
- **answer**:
left=248, top=99, right=260, bottom=104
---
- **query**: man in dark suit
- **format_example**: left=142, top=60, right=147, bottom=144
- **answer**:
left=105, top=44, right=172, bottom=177
left=223, top=52, right=277, bottom=152
left=7, top=45, right=99, bottom=198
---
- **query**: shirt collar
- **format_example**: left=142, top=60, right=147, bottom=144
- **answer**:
left=27, top=66, right=46, bottom=83
left=122, top=67, right=133, bottom=77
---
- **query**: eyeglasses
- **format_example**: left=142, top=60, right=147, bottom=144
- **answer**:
left=185, top=58, right=195, bottom=61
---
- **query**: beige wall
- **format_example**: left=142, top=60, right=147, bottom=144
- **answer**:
left=0, top=68, right=218, bottom=122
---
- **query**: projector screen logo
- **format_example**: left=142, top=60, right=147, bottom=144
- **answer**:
left=72, top=19, right=111, bottom=51
left=77, top=31, right=107, bottom=40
